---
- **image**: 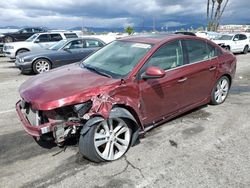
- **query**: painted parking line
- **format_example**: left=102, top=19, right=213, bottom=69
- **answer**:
left=0, top=109, right=15, bottom=114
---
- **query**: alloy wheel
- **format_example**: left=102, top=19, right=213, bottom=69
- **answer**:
left=35, top=60, right=50, bottom=73
left=94, top=118, right=131, bottom=161
left=214, top=78, right=229, bottom=103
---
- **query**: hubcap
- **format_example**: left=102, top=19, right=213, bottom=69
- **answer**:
left=35, top=60, right=50, bottom=73
left=214, top=78, right=229, bottom=103
left=94, top=118, right=131, bottom=161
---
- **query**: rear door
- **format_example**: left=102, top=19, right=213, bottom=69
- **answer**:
left=238, top=34, right=248, bottom=51
left=179, top=39, right=220, bottom=109
left=47, top=34, right=63, bottom=48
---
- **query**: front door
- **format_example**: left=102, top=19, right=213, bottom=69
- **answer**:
left=137, top=40, right=188, bottom=125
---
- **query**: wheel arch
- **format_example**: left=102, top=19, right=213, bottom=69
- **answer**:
left=15, top=48, right=30, bottom=56
left=221, top=73, right=232, bottom=88
left=80, top=104, right=142, bottom=147
left=32, top=57, right=53, bottom=68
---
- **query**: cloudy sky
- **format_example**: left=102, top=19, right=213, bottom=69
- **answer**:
left=0, top=0, right=249, bottom=29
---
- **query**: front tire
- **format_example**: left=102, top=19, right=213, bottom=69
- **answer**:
left=210, top=76, right=230, bottom=105
left=79, top=118, right=132, bottom=163
left=33, top=58, right=51, bottom=74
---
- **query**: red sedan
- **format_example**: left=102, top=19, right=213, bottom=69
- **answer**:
left=16, top=34, right=236, bottom=162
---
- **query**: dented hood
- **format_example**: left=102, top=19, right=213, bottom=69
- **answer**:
left=19, top=63, right=119, bottom=110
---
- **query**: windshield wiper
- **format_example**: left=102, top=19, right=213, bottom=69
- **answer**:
left=83, top=65, right=112, bottom=78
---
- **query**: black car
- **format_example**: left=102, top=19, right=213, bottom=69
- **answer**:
left=15, top=37, right=106, bottom=74
left=175, top=31, right=196, bottom=36
left=1, top=27, right=47, bottom=43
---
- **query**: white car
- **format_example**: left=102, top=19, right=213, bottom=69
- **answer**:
left=212, top=33, right=249, bottom=54
left=196, top=31, right=221, bottom=40
left=3, top=32, right=78, bottom=59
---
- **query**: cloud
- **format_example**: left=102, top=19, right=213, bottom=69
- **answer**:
left=0, top=0, right=249, bottom=29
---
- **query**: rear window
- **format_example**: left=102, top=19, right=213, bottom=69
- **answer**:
left=64, top=33, right=78, bottom=38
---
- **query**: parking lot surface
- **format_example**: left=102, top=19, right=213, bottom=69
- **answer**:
left=0, top=54, right=250, bottom=188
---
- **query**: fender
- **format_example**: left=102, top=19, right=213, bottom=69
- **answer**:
left=80, top=107, right=140, bottom=146
left=80, top=116, right=104, bottom=135
left=109, top=107, right=140, bottom=146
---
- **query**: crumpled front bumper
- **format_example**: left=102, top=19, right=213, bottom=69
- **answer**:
left=16, top=100, right=54, bottom=137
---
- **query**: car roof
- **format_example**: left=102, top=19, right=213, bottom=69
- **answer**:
left=35, top=31, right=77, bottom=35
left=118, top=33, right=196, bottom=45
left=63, top=37, right=105, bottom=43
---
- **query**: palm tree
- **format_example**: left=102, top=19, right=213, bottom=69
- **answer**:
left=207, top=0, right=229, bottom=31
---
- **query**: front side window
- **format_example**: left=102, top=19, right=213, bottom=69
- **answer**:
left=50, top=34, right=63, bottom=42
left=82, top=41, right=152, bottom=78
left=64, top=40, right=84, bottom=49
left=140, top=40, right=183, bottom=73
left=185, top=39, right=211, bottom=63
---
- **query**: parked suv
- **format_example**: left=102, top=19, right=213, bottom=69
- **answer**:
left=3, top=32, right=78, bottom=59
left=212, top=33, right=249, bottom=54
left=0, top=27, right=47, bottom=43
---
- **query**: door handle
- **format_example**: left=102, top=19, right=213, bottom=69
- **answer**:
left=178, top=77, right=187, bottom=83
left=209, top=66, right=217, bottom=71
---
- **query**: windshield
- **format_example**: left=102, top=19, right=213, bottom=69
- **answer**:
left=81, top=41, right=153, bottom=79
left=26, top=34, right=39, bottom=42
left=215, top=35, right=233, bottom=40
left=49, top=40, right=67, bottom=50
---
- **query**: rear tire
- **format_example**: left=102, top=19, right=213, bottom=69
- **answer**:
left=79, top=117, right=132, bottom=163
left=243, top=45, right=248, bottom=54
left=210, top=76, right=230, bottom=105
left=33, top=58, right=51, bottom=74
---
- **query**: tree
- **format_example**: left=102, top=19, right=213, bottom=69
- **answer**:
left=207, top=0, right=229, bottom=31
left=125, top=26, right=134, bottom=35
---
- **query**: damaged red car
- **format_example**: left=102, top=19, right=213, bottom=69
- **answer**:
left=16, top=34, right=236, bottom=162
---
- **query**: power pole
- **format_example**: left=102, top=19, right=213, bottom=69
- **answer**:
left=153, top=17, right=155, bottom=31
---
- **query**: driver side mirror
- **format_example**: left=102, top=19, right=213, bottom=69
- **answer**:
left=141, top=66, right=166, bottom=80
left=233, top=38, right=239, bottom=41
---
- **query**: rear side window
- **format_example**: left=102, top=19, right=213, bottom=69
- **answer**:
left=37, top=34, right=49, bottom=42
left=185, top=39, right=218, bottom=64
left=239, top=34, right=247, bottom=40
left=64, top=33, right=78, bottom=38
left=142, top=40, right=184, bottom=71
left=49, top=34, right=63, bottom=42
left=85, top=39, right=104, bottom=48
